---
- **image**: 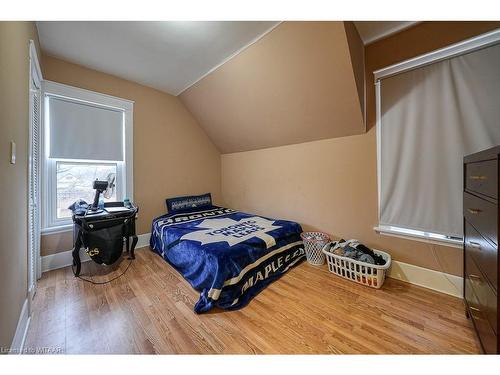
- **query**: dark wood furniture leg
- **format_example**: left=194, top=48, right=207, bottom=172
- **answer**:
left=129, top=235, right=138, bottom=259
left=72, top=234, right=82, bottom=277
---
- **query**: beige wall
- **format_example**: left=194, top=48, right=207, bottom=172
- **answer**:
left=222, top=21, right=500, bottom=277
left=41, top=55, right=222, bottom=256
left=344, top=21, right=365, bottom=117
left=41, top=230, right=73, bottom=257
left=37, top=22, right=500, bottom=270
left=180, top=21, right=365, bottom=154
left=0, top=22, right=42, bottom=350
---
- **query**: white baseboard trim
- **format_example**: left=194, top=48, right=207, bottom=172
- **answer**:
left=41, top=248, right=91, bottom=273
left=41, top=233, right=152, bottom=273
left=40, top=233, right=462, bottom=298
left=136, top=232, right=151, bottom=249
left=388, top=260, right=463, bottom=298
left=9, top=298, right=30, bottom=354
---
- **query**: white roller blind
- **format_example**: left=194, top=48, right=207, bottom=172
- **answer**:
left=49, top=96, right=124, bottom=161
left=379, top=42, right=500, bottom=238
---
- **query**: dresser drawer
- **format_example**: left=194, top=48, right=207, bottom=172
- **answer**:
left=465, top=252, right=497, bottom=333
left=464, top=192, right=498, bottom=246
left=465, top=159, right=498, bottom=199
left=465, top=221, right=498, bottom=291
left=465, top=275, right=498, bottom=353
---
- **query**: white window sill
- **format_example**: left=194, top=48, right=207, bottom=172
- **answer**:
left=41, top=223, right=73, bottom=235
left=374, top=225, right=463, bottom=249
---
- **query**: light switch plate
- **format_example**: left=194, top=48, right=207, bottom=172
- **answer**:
left=10, top=141, right=16, bottom=164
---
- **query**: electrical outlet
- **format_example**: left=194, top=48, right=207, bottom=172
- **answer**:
left=10, top=141, right=16, bottom=164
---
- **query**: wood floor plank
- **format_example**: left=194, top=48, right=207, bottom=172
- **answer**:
left=24, top=248, right=481, bottom=354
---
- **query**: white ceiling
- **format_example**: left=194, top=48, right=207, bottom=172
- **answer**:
left=37, top=21, right=420, bottom=96
left=353, top=21, right=420, bottom=45
left=37, top=21, right=279, bottom=95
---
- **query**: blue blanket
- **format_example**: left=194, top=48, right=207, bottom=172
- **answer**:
left=150, top=206, right=304, bottom=313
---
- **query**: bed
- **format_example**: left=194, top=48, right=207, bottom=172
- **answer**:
left=149, top=196, right=305, bottom=313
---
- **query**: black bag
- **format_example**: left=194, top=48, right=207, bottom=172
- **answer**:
left=83, top=223, right=124, bottom=265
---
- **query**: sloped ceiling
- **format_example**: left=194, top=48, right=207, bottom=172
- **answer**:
left=37, top=21, right=279, bottom=95
left=353, top=21, right=420, bottom=45
left=180, top=21, right=365, bottom=154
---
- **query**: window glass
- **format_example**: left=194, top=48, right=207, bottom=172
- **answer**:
left=56, top=162, right=117, bottom=218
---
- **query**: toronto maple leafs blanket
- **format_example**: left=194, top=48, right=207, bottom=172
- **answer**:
left=150, top=206, right=305, bottom=313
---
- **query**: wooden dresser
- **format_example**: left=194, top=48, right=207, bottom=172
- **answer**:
left=464, top=145, right=499, bottom=354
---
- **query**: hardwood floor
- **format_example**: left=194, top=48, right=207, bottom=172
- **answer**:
left=25, top=248, right=481, bottom=354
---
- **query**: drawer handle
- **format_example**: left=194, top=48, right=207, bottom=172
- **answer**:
left=469, top=175, right=487, bottom=181
left=469, top=307, right=485, bottom=321
left=469, top=274, right=482, bottom=280
left=467, top=208, right=482, bottom=215
left=468, top=241, right=481, bottom=250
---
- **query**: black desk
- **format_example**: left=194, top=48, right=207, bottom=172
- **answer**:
left=72, top=202, right=138, bottom=276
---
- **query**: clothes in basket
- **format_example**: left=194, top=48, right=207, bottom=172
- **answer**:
left=326, top=239, right=386, bottom=266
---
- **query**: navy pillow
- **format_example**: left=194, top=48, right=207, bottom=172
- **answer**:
left=166, top=193, right=213, bottom=213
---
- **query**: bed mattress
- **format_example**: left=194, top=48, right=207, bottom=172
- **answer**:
left=150, top=206, right=305, bottom=313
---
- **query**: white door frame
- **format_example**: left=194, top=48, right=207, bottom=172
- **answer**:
left=28, top=40, right=42, bottom=306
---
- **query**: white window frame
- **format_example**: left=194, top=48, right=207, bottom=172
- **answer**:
left=373, top=28, right=500, bottom=249
left=41, top=81, right=134, bottom=234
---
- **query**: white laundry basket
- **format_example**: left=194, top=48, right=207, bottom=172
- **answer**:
left=300, top=231, right=330, bottom=266
left=322, top=243, right=391, bottom=288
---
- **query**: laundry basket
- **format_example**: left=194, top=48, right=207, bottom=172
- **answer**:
left=322, top=243, right=391, bottom=288
left=300, top=231, right=330, bottom=266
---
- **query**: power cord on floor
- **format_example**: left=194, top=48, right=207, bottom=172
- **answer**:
left=71, top=257, right=133, bottom=285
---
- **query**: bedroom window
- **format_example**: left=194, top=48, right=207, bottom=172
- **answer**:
left=42, top=81, right=134, bottom=233
left=373, top=30, right=500, bottom=247
left=55, top=161, right=118, bottom=219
